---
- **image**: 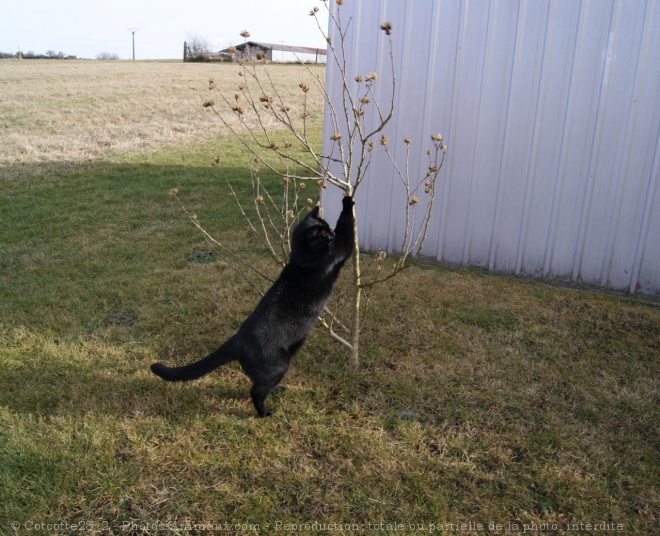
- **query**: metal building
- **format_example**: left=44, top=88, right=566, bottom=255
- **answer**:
left=322, top=0, right=660, bottom=297
left=230, top=42, right=327, bottom=63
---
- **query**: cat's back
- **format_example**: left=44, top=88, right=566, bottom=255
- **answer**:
left=239, top=263, right=330, bottom=331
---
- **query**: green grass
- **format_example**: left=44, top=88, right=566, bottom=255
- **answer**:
left=2, top=134, right=659, bottom=534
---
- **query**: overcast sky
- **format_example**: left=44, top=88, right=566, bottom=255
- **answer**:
left=1, top=0, right=330, bottom=59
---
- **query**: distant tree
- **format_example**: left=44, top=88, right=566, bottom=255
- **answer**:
left=16, top=50, right=71, bottom=59
left=186, top=33, right=213, bottom=61
left=96, top=52, right=120, bottom=60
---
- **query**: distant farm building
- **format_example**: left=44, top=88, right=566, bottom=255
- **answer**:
left=184, top=41, right=327, bottom=63
left=224, top=41, right=327, bottom=63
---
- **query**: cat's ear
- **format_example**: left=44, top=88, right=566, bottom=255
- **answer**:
left=307, top=204, right=320, bottom=218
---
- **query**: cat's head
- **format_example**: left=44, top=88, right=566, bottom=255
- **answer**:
left=290, top=205, right=335, bottom=263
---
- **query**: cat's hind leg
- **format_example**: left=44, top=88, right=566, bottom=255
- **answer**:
left=250, top=371, right=287, bottom=418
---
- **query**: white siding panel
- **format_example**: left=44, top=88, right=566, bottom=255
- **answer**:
left=323, top=0, right=660, bottom=297
left=277, top=51, right=327, bottom=63
left=490, top=0, right=550, bottom=274
left=464, top=0, right=519, bottom=268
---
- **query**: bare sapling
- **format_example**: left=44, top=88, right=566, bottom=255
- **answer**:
left=176, top=0, right=447, bottom=368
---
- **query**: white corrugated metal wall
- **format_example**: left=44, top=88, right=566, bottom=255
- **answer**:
left=322, top=0, right=660, bottom=297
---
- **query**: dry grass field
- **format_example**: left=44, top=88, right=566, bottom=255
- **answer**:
left=1, top=59, right=658, bottom=535
left=0, top=59, right=324, bottom=165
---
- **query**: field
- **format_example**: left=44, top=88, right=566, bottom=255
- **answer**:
left=1, top=60, right=658, bottom=535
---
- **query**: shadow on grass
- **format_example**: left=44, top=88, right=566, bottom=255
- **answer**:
left=0, top=158, right=315, bottom=332
left=0, top=332, right=261, bottom=421
left=0, top=159, right=257, bottom=245
left=1, top=158, right=295, bottom=421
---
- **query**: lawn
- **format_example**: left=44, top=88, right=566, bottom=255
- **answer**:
left=1, top=60, right=658, bottom=535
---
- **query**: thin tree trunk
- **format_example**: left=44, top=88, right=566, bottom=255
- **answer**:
left=349, top=207, right=361, bottom=368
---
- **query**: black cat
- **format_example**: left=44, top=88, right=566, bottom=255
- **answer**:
left=151, top=196, right=355, bottom=417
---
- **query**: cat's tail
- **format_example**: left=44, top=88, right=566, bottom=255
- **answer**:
left=150, top=337, right=238, bottom=382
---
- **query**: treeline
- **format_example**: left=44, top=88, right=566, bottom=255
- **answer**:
left=0, top=51, right=77, bottom=59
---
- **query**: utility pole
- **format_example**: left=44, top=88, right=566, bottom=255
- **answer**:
left=127, top=28, right=139, bottom=60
